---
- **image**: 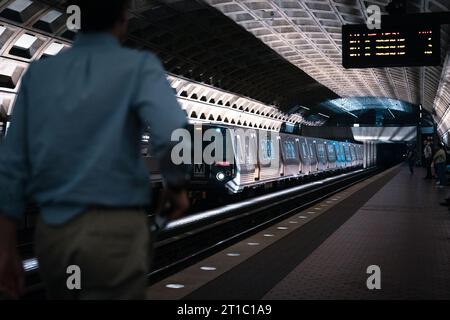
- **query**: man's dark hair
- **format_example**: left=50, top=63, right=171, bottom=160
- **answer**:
left=71, top=0, right=130, bottom=32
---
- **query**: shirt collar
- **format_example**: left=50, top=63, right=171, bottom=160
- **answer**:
left=73, top=32, right=120, bottom=48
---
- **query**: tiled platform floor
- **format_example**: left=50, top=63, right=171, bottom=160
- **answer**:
left=264, top=166, right=450, bottom=299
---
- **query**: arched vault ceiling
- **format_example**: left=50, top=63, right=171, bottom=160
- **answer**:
left=37, top=0, right=338, bottom=112
left=203, top=0, right=450, bottom=115
left=29, top=0, right=450, bottom=129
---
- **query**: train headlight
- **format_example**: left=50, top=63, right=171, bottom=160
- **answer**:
left=216, top=172, right=226, bottom=181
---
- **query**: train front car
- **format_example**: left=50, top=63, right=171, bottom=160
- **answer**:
left=186, top=124, right=236, bottom=197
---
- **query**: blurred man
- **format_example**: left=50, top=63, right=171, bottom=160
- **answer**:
left=0, top=0, right=189, bottom=299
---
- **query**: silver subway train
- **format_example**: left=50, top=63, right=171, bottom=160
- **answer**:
left=143, top=124, right=368, bottom=195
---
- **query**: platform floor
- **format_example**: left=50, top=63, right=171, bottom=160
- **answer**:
left=147, top=165, right=450, bottom=300
left=264, top=166, right=450, bottom=299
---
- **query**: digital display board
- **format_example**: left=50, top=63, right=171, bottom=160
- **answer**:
left=342, top=24, right=441, bottom=68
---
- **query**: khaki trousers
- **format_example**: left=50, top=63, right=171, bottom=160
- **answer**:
left=35, top=208, right=150, bottom=300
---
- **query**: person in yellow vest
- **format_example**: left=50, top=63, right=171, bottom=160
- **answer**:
left=432, top=144, right=447, bottom=188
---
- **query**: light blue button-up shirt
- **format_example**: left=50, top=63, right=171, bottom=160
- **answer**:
left=0, top=33, right=187, bottom=225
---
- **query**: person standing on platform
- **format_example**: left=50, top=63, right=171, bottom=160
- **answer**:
left=423, top=141, right=433, bottom=179
left=432, top=144, right=447, bottom=188
left=407, top=148, right=416, bottom=174
left=0, top=0, right=190, bottom=300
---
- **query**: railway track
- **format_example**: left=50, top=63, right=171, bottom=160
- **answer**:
left=21, top=167, right=379, bottom=299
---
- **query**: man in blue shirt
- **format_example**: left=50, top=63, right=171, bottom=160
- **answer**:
left=0, top=0, right=189, bottom=299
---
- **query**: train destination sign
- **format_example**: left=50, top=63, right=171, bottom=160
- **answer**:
left=342, top=23, right=441, bottom=68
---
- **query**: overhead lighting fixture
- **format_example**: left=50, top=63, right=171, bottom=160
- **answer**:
left=340, top=99, right=359, bottom=118
left=301, top=106, right=310, bottom=110
left=387, top=108, right=395, bottom=119
left=354, top=123, right=360, bottom=127
left=318, top=113, right=330, bottom=118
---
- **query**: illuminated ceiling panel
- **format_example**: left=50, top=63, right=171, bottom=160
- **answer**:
left=0, top=2, right=323, bottom=131
left=352, top=126, right=417, bottom=142
left=205, top=0, right=450, bottom=116
left=322, top=97, right=415, bottom=114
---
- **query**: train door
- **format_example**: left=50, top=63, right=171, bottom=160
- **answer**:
left=326, top=140, right=337, bottom=170
left=258, top=130, right=281, bottom=182
left=338, top=142, right=346, bottom=168
left=306, top=138, right=318, bottom=173
left=228, top=128, right=258, bottom=192
left=280, top=133, right=301, bottom=178
left=356, top=144, right=363, bottom=166
left=343, top=143, right=352, bottom=167
left=334, top=142, right=343, bottom=168
left=298, top=137, right=310, bottom=174
left=315, top=139, right=328, bottom=171
left=350, top=144, right=357, bottom=167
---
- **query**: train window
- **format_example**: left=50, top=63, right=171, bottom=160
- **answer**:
left=337, top=145, right=344, bottom=162
left=340, top=144, right=346, bottom=161
left=301, top=143, right=308, bottom=158
left=234, top=135, right=243, bottom=164
left=283, top=141, right=297, bottom=160
left=309, top=144, right=317, bottom=158
left=327, top=144, right=336, bottom=161
left=245, top=136, right=256, bottom=164
left=344, top=145, right=352, bottom=161
left=317, top=144, right=327, bottom=163
left=317, top=144, right=324, bottom=158
left=327, top=144, right=335, bottom=155
left=260, top=139, right=275, bottom=162
left=350, top=146, right=357, bottom=160
left=234, top=133, right=257, bottom=166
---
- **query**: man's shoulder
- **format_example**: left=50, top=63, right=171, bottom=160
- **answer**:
left=115, top=46, right=159, bottom=62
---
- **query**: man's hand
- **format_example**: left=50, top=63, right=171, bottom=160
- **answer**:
left=0, top=216, right=24, bottom=299
left=158, top=189, right=190, bottom=221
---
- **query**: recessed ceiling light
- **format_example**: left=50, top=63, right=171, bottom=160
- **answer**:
left=227, top=253, right=241, bottom=257
left=200, top=266, right=217, bottom=271
left=166, top=284, right=184, bottom=289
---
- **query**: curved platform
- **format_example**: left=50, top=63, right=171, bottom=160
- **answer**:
left=147, top=165, right=450, bottom=300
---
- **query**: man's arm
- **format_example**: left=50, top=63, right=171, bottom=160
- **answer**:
left=133, top=54, right=190, bottom=218
left=0, top=67, right=31, bottom=299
